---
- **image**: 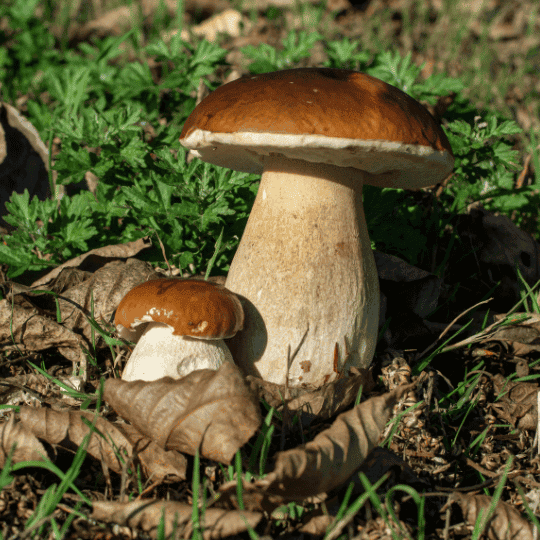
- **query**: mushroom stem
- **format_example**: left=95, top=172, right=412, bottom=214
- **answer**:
left=225, top=156, right=379, bottom=386
left=121, top=323, right=234, bottom=381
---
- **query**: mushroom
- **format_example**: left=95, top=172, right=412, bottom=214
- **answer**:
left=179, top=68, right=454, bottom=387
left=114, top=278, right=244, bottom=381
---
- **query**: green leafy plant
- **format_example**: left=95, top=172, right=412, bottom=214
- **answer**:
left=323, top=37, right=371, bottom=70
left=444, top=115, right=524, bottom=214
left=0, top=0, right=59, bottom=101
left=0, top=30, right=528, bottom=288
left=0, top=32, right=257, bottom=279
left=242, top=30, right=322, bottom=73
left=366, top=50, right=464, bottom=103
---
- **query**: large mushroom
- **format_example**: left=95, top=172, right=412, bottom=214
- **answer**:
left=180, top=68, right=454, bottom=387
left=115, top=278, right=243, bottom=381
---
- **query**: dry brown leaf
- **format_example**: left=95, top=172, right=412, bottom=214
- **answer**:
left=0, top=415, right=50, bottom=468
left=258, top=383, right=415, bottom=500
left=485, top=313, right=540, bottom=356
left=489, top=374, right=537, bottom=431
left=91, top=499, right=262, bottom=540
left=31, top=238, right=153, bottom=288
left=0, top=373, right=59, bottom=406
left=19, top=406, right=186, bottom=481
left=103, top=362, right=261, bottom=464
left=374, top=251, right=441, bottom=350
left=452, top=492, right=535, bottom=540
left=247, top=367, right=374, bottom=423
left=298, top=514, right=334, bottom=536
left=220, top=383, right=416, bottom=507
left=0, top=102, right=50, bottom=226
left=0, top=371, right=85, bottom=408
left=32, top=258, right=161, bottom=344
left=0, top=258, right=160, bottom=374
left=0, top=294, right=87, bottom=364
left=114, top=423, right=187, bottom=481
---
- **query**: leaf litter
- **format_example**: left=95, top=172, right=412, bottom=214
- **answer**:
left=2, top=1, right=540, bottom=537
left=3, top=245, right=540, bottom=537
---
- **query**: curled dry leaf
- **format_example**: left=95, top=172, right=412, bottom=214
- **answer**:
left=452, top=492, right=535, bottom=540
left=0, top=258, right=159, bottom=373
left=298, top=514, right=334, bottom=536
left=487, top=312, right=540, bottom=356
left=103, top=362, right=261, bottom=464
left=91, top=499, right=262, bottom=540
left=0, top=415, right=49, bottom=468
left=0, top=372, right=87, bottom=408
left=220, top=383, right=416, bottom=507
left=116, top=422, right=187, bottom=481
left=374, top=251, right=441, bottom=318
left=489, top=374, right=538, bottom=431
left=178, top=9, right=245, bottom=42
left=259, top=382, right=416, bottom=500
left=0, top=294, right=86, bottom=364
left=31, top=237, right=153, bottom=288
left=19, top=406, right=186, bottom=481
left=247, top=367, right=375, bottom=424
left=31, top=257, right=161, bottom=345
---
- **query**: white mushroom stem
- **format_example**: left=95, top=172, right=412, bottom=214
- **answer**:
left=225, top=156, right=379, bottom=387
left=121, top=323, right=234, bottom=382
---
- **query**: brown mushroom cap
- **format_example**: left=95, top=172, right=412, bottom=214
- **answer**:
left=180, top=68, right=454, bottom=189
left=114, top=279, right=244, bottom=340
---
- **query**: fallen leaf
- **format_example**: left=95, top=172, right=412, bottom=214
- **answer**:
left=456, top=207, right=540, bottom=308
left=247, top=367, right=374, bottom=423
left=298, top=514, right=334, bottom=536
left=374, top=251, right=441, bottom=318
left=0, top=294, right=87, bottom=364
left=490, top=374, right=537, bottom=431
left=0, top=415, right=49, bottom=468
left=374, top=251, right=441, bottom=350
left=91, top=499, right=262, bottom=540
left=452, top=492, right=535, bottom=540
left=30, top=237, right=153, bottom=288
left=260, top=383, right=416, bottom=500
left=485, top=312, right=540, bottom=357
left=19, top=406, right=186, bottom=481
left=0, top=258, right=161, bottom=374
left=0, top=372, right=87, bottom=410
left=103, top=362, right=261, bottom=464
left=221, top=383, right=416, bottom=507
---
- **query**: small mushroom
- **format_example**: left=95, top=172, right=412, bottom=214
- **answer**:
left=180, top=68, right=454, bottom=387
left=114, top=278, right=244, bottom=381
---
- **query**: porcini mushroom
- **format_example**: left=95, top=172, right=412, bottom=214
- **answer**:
left=114, top=278, right=244, bottom=381
left=179, top=68, right=454, bottom=387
